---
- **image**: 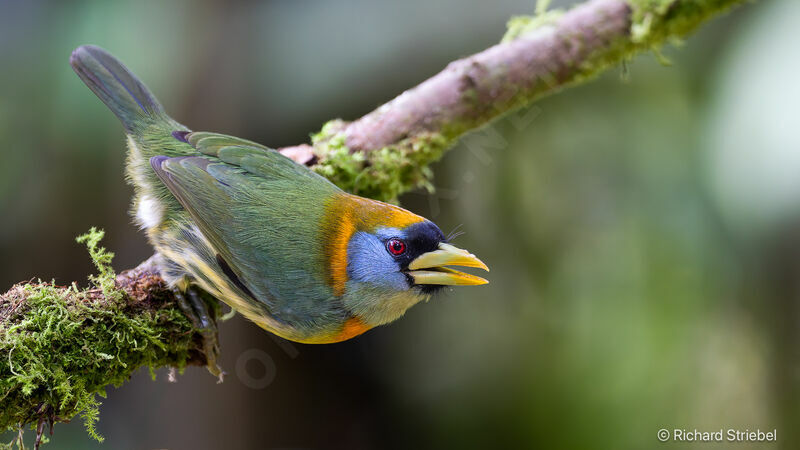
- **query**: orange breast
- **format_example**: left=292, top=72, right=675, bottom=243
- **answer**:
left=329, top=316, right=372, bottom=342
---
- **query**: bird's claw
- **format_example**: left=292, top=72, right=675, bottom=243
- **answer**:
left=174, top=287, right=223, bottom=379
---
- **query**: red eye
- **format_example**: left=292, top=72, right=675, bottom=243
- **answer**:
left=386, top=238, right=406, bottom=255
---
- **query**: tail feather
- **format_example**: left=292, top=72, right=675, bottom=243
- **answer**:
left=70, top=45, right=169, bottom=132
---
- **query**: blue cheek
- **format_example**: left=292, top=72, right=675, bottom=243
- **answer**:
left=346, top=231, right=409, bottom=291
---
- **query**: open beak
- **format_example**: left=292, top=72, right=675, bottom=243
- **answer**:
left=406, top=243, right=489, bottom=286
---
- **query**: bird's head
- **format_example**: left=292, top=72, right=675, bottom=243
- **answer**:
left=322, top=194, right=488, bottom=329
left=346, top=220, right=488, bottom=295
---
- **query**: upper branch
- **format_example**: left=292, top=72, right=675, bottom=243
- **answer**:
left=342, top=0, right=631, bottom=151
left=279, top=0, right=747, bottom=202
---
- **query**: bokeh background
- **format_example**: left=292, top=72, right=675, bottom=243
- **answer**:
left=1, top=0, right=798, bottom=448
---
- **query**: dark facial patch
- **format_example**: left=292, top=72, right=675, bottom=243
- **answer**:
left=384, top=221, right=446, bottom=294
left=385, top=221, right=445, bottom=269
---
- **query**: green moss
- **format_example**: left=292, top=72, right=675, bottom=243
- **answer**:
left=629, top=0, right=740, bottom=44
left=75, top=228, right=121, bottom=303
left=0, top=229, right=196, bottom=448
left=503, top=0, right=563, bottom=43
left=505, top=0, right=741, bottom=46
left=310, top=120, right=451, bottom=203
left=504, top=0, right=742, bottom=71
left=498, top=0, right=743, bottom=122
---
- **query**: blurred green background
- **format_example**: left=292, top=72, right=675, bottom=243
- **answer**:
left=1, top=0, right=798, bottom=449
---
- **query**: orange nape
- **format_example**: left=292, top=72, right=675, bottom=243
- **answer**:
left=319, top=193, right=425, bottom=296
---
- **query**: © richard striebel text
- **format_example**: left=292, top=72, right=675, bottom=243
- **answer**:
left=658, top=428, right=777, bottom=442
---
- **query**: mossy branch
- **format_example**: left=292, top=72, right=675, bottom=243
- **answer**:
left=1, top=229, right=207, bottom=449
left=1, top=0, right=751, bottom=447
left=278, top=0, right=750, bottom=202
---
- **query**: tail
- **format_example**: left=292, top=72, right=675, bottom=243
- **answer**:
left=70, top=45, right=172, bottom=133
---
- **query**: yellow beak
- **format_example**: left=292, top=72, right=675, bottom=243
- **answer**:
left=406, top=243, right=489, bottom=286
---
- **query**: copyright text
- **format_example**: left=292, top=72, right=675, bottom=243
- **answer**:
left=657, top=428, right=777, bottom=443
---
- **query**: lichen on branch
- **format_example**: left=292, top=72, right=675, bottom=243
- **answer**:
left=310, top=120, right=450, bottom=203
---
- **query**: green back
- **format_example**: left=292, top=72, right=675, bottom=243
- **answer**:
left=152, top=133, right=346, bottom=326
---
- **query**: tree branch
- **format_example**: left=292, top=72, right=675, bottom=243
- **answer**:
left=1, top=0, right=750, bottom=444
left=1, top=233, right=207, bottom=445
left=280, top=0, right=747, bottom=202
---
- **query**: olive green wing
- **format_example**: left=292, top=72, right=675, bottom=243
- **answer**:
left=151, top=132, right=344, bottom=326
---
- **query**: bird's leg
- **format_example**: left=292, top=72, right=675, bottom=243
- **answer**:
left=174, top=287, right=224, bottom=382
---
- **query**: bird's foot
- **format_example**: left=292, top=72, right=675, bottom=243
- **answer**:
left=174, top=287, right=224, bottom=382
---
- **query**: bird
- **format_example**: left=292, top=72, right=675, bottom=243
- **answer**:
left=69, top=45, right=489, bottom=363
